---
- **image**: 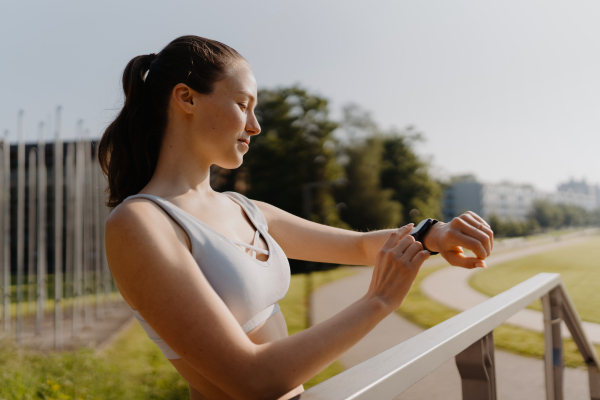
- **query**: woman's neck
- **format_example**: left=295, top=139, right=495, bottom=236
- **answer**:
left=141, top=137, right=214, bottom=200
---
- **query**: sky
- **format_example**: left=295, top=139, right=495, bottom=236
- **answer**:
left=1, top=0, right=599, bottom=191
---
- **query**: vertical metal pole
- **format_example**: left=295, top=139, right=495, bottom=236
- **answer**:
left=16, top=111, right=25, bottom=343
left=0, top=137, right=4, bottom=331
left=36, top=122, right=47, bottom=335
left=542, top=288, right=564, bottom=400
left=302, top=184, right=313, bottom=328
left=83, top=133, right=92, bottom=327
left=73, top=131, right=84, bottom=337
left=100, top=173, right=111, bottom=312
left=3, top=129, right=11, bottom=332
left=93, top=153, right=103, bottom=319
left=27, top=149, right=37, bottom=317
left=64, top=143, right=74, bottom=320
left=455, top=331, right=497, bottom=400
left=54, top=106, right=63, bottom=349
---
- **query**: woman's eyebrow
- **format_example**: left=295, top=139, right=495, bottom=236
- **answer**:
left=237, top=90, right=256, bottom=102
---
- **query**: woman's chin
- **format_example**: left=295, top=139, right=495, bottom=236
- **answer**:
left=216, top=157, right=244, bottom=170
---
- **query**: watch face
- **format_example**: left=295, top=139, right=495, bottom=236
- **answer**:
left=410, top=219, right=430, bottom=236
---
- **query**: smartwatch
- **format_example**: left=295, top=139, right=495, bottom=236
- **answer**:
left=410, top=218, right=439, bottom=255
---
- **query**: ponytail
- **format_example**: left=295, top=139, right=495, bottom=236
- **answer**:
left=98, top=36, right=245, bottom=207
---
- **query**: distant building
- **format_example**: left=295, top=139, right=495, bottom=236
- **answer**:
left=443, top=176, right=599, bottom=221
left=557, top=178, right=600, bottom=209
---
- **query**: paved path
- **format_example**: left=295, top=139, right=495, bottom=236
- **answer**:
left=311, top=267, right=591, bottom=399
left=421, top=235, right=600, bottom=344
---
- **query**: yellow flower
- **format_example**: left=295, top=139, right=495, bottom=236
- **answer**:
left=52, top=384, right=61, bottom=391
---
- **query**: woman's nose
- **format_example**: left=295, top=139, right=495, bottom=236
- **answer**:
left=246, top=113, right=261, bottom=136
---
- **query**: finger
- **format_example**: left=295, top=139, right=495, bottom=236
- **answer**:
left=443, top=250, right=487, bottom=269
left=455, top=217, right=491, bottom=257
left=465, top=212, right=494, bottom=251
left=402, top=240, right=423, bottom=261
left=465, top=211, right=490, bottom=228
left=411, top=249, right=430, bottom=266
left=446, top=227, right=488, bottom=259
left=381, top=224, right=413, bottom=252
left=390, top=234, right=416, bottom=257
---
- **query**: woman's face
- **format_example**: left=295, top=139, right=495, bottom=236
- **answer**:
left=188, top=61, right=261, bottom=169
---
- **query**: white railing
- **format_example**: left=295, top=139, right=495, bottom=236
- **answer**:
left=299, top=273, right=600, bottom=400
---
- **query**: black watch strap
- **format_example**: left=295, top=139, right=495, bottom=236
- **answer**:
left=409, top=218, right=439, bottom=255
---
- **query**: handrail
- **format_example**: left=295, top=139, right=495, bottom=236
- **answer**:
left=299, top=273, right=600, bottom=400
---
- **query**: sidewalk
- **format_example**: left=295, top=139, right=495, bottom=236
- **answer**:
left=310, top=267, right=591, bottom=399
left=421, top=235, right=600, bottom=344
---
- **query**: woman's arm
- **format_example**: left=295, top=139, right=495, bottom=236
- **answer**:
left=106, top=201, right=427, bottom=400
left=255, top=201, right=494, bottom=269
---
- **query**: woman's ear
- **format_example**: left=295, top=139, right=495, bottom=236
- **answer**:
left=172, top=83, right=195, bottom=114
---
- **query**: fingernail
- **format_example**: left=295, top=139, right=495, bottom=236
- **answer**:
left=476, top=261, right=487, bottom=268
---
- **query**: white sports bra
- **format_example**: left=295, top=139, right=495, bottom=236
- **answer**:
left=123, top=192, right=291, bottom=359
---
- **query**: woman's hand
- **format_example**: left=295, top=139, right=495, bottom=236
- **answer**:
left=423, top=211, right=494, bottom=269
left=366, top=224, right=431, bottom=312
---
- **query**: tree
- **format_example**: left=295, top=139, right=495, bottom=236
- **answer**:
left=530, top=200, right=565, bottom=229
left=336, top=136, right=402, bottom=231
left=335, top=104, right=441, bottom=228
left=379, top=127, right=443, bottom=224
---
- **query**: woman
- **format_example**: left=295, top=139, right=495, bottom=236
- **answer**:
left=100, top=35, right=493, bottom=400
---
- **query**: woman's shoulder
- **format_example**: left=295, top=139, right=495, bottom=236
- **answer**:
left=108, top=196, right=163, bottom=227
left=222, top=191, right=269, bottom=228
left=106, top=196, right=183, bottom=245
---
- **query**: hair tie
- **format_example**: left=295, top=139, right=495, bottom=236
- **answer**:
left=148, top=53, right=158, bottom=65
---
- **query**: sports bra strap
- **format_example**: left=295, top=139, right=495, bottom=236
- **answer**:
left=230, top=238, right=270, bottom=257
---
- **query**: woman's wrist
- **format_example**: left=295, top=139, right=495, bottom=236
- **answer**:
left=362, top=291, right=396, bottom=317
left=422, top=221, right=445, bottom=253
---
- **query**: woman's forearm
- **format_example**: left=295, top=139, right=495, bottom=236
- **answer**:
left=250, top=294, right=389, bottom=399
left=185, top=226, right=426, bottom=400
left=359, top=228, right=401, bottom=266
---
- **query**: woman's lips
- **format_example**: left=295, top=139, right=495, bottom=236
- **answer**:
left=238, top=139, right=249, bottom=150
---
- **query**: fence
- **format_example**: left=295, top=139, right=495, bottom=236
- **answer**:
left=0, top=108, right=121, bottom=350
left=300, top=273, right=600, bottom=400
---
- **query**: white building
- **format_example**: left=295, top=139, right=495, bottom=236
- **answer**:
left=443, top=176, right=599, bottom=221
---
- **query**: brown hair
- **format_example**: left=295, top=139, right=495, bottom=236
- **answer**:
left=98, top=35, right=246, bottom=207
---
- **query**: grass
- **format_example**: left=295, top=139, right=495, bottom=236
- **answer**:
left=470, top=236, right=600, bottom=324
left=396, top=261, right=600, bottom=369
left=0, top=267, right=357, bottom=399
left=279, top=268, right=358, bottom=388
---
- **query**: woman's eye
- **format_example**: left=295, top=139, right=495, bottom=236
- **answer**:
left=238, top=103, right=247, bottom=111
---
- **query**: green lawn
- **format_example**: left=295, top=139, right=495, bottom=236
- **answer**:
left=396, top=260, right=600, bottom=368
left=470, top=236, right=600, bottom=324
left=0, top=267, right=357, bottom=399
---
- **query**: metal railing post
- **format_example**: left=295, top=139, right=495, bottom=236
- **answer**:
left=455, top=331, right=497, bottom=400
left=557, top=284, right=600, bottom=400
left=542, top=288, right=563, bottom=400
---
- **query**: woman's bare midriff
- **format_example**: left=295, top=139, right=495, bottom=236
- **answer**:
left=170, top=309, right=305, bottom=400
